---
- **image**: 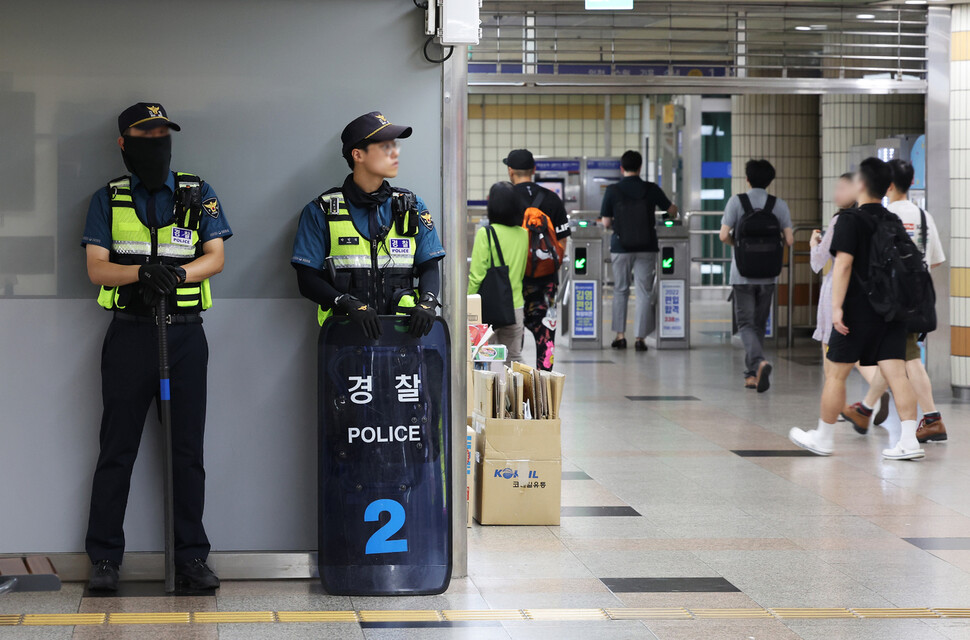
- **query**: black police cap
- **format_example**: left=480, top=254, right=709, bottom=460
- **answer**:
left=503, top=149, right=535, bottom=171
left=341, top=112, right=412, bottom=157
left=118, top=103, right=181, bottom=135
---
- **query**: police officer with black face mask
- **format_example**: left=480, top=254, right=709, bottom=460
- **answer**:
left=80, top=103, right=232, bottom=591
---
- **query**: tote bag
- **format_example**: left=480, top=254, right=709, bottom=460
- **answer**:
left=478, top=225, right=516, bottom=327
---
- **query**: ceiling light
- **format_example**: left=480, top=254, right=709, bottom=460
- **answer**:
left=795, top=25, right=812, bottom=31
left=904, top=1, right=927, bottom=4
left=856, top=14, right=875, bottom=19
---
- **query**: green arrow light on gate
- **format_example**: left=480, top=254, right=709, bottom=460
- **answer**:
left=664, top=219, right=674, bottom=227
left=662, top=257, right=674, bottom=269
left=575, top=257, right=587, bottom=271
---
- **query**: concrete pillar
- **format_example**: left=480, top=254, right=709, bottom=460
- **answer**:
left=950, top=5, right=970, bottom=391
left=731, top=94, right=819, bottom=329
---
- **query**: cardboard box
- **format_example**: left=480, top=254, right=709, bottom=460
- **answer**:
left=476, top=458, right=561, bottom=526
left=466, top=424, right=477, bottom=527
left=473, top=413, right=561, bottom=526
left=467, top=294, right=482, bottom=325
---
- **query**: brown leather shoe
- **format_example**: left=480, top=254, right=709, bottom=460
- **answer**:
left=744, top=377, right=756, bottom=389
left=842, top=402, right=871, bottom=435
left=916, top=417, right=947, bottom=443
left=873, top=392, right=891, bottom=426
left=755, top=361, right=772, bottom=393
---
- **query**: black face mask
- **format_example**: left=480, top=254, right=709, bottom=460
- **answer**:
left=122, top=135, right=172, bottom=192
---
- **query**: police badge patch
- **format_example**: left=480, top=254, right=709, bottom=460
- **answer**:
left=419, top=211, right=434, bottom=230
left=202, top=197, right=220, bottom=218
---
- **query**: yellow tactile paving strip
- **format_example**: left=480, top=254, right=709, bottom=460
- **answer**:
left=6, top=607, right=970, bottom=625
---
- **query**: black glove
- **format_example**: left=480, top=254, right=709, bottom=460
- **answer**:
left=166, top=265, right=187, bottom=285
left=139, top=263, right=178, bottom=294
left=336, top=294, right=382, bottom=340
left=408, top=293, right=439, bottom=337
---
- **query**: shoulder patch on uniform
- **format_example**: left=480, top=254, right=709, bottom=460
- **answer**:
left=202, top=197, right=220, bottom=218
left=419, top=210, right=434, bottom=230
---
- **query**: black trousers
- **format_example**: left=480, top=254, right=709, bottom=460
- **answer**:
left=85, top=318, right=210, bottom=565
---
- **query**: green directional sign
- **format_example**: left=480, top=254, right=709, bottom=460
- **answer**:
left=574, top=247, right=588, bottom=275
left=661, top=246, right=675, bottom=275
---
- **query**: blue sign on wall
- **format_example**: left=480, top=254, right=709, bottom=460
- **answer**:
left=587, top=160, right=621, bottom=170
left=911, top=134, right=926, bottom=190
left=535, top=160, right=582, bottom=172
left=572, top=280, right=598, bottom=339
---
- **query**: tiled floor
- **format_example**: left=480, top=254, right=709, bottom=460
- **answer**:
left=5, top=300, right=970, bottom=638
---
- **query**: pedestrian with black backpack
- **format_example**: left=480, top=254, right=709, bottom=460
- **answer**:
left=841, top=158, right=948, bottom=443
left=719, top=159, right=793, bottom=392
left=790, top=157, right=926, bottom=461
left=601, top=150, right=678, bottom=352
left=504, top=149, right=571, bottom=370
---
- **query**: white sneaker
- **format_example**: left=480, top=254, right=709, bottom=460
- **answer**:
left=882, top=444, right=925, bottom=461
left=789, top=428, right=834, bottom=456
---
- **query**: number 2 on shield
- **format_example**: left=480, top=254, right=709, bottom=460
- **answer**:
left=364, top=499, right=408, bottom=554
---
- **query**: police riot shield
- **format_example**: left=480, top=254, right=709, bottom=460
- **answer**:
left=317, top=316, right=452, bottom=596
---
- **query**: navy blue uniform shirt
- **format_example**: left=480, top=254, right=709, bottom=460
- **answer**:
left=81, top=171, right=233, bottom=249
left=291, top=190, right=446, bottom=270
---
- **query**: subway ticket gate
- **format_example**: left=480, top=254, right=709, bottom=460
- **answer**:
left=563, top=225, right=605, bottom=349
left=317, top=317, right=452, bottom=596
left=656, top=220, right=690, bottom=350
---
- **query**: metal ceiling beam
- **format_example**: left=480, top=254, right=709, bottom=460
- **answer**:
left=467, top=74, right=927, bottom=94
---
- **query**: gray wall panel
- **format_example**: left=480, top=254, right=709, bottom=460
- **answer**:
left=0, top=0, right=441, bottom=299
left=0, top=0, right=442, bottom=553
left=1, top=299, right=326, bottom=552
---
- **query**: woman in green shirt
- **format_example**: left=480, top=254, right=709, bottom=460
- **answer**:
left=468, top=182, right=530, bottom=366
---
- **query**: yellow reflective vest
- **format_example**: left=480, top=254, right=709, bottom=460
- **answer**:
left=316, top=190, right=418, bottom=326
left=96, top=173, right=212, bottom=313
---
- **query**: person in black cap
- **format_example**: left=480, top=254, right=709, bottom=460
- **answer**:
left=291, top=111, right=445, bottom=336
left=80, top=102, right=231, bottom=591
left=503, top=149, right=570, bottom=370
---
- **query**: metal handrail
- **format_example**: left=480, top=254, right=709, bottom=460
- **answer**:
left=684, top=211, right=731, bottom=287
left=684, top=213, right=822, bottom=343
left=786, top=225, right=822, bottom=348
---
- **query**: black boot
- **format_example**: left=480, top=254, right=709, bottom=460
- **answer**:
left=88, top=560, right=120, bottom=592
left=176, top=558, right=220, bottom=590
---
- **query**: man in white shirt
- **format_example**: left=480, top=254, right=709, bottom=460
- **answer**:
left=841, top=159, right=947, bottom=443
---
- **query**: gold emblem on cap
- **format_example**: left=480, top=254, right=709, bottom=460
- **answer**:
left=147, top=105, right=162, bottom=117
left=375, top=113, right=389, bottom=125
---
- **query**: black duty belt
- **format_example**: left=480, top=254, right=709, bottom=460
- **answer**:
left=113, top=311, right=203, bottom=325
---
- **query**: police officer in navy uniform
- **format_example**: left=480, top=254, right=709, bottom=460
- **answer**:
left=81, top=103, right=231, bottom=591
left=292, top=111, right=445, bottom=337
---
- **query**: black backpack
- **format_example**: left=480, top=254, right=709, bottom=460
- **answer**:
left=734, top=194, right=784, bottom=279
left=859, top=207, right=937, bottom=333
left=612, top=186, right=657, bottom=252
